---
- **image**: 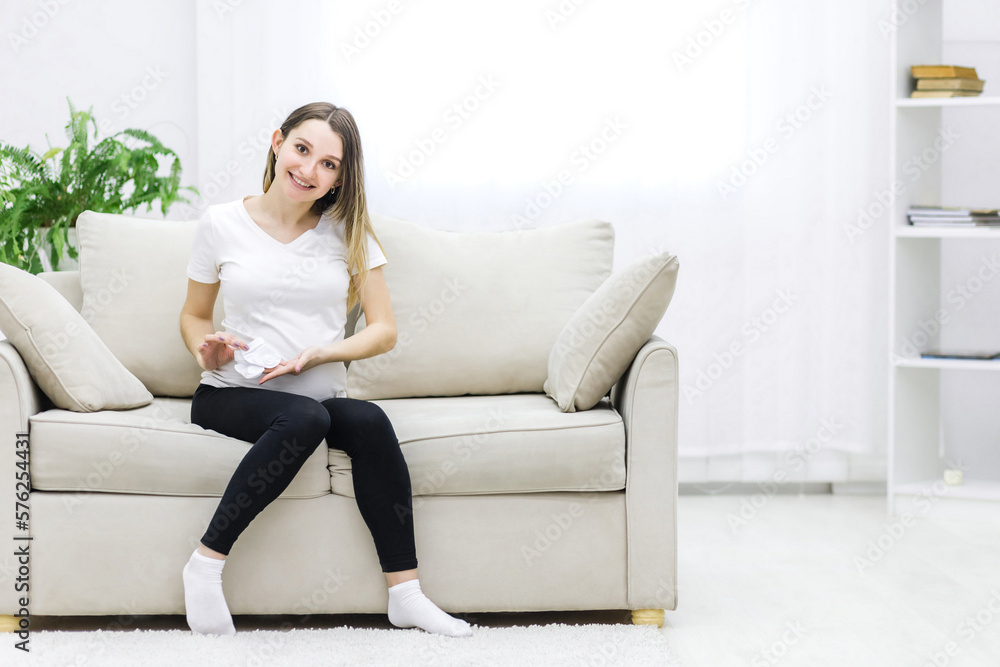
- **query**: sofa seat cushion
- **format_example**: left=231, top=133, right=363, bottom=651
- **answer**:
left=28, top=398, right=330, bottom=498
left=328, top=393, right=625, bottom=497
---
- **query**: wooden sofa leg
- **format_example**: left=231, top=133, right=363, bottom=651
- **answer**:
left=631, top=608, right=665, bottom=627
left=0, top=615, right=22, bottom=632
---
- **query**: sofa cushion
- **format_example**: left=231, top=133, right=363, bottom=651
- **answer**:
left=346, top=216, right=615, bottom=400
left=76, top=211, right=225, bottom=398
left=28, top=397, right=330, bottom=498
left=0, top=262, right=153, bottom=412
left=37, top=269, right=84, bottom=312
left=544, top=250, right=679, bottom=412
left=328, top=393, right=625, bottom=497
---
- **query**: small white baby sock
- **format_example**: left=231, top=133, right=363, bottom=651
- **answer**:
left=387, top=579, right=473, bottom=637
left=182, top=549, right=236, bottom=636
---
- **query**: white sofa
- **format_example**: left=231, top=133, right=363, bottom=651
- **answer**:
left=0, top=210, right=679, bottom=633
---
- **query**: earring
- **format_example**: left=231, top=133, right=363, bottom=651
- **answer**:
left=330, top=186, right=337, bottom=194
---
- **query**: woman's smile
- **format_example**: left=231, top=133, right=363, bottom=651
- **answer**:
left=288, top=172, right=315, bottom=190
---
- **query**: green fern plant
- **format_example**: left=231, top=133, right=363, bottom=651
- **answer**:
left=0, top=98, right=198, bottom=273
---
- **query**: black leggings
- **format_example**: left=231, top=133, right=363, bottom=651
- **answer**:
left=189, top=383, right=417, bottom=572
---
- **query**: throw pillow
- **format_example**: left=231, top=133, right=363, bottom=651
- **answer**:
left=543, top=250, right=679, bottom=412
left=0, top=262, right=153, bottom=412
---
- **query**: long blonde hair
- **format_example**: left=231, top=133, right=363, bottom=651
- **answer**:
left=263, top=102, right=385, bottom=315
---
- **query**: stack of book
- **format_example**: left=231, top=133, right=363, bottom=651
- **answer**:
left=907, top=206, right=1000, bottom=227
left=910, top=65, right=985, bottom=98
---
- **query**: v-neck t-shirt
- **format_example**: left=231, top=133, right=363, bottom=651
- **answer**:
left=185, top=197, right=387, bottom=401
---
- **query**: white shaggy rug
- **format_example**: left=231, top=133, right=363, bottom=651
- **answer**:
left=0, top=623, right=678, bottom=666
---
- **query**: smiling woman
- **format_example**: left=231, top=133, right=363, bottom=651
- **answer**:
left=176, top=102, right=471, bottom=640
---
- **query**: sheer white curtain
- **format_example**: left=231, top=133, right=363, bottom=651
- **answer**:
left=193, top=0, right=892, bottom=483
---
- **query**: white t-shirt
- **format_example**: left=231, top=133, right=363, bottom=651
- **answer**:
left=185, top=197, right=387, bottom=402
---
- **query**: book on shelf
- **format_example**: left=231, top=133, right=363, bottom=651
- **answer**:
left=910, top=90, right=981, bottom=98
left=909, top=221, right=1000, bottom=228
left=920, top=349, right=1000, bottom=361
left=915, top=77, right=985, bottom=92
left=907, top=206, right=999, bottom=217
left=909, top=65, right=983, bottom=98
left=907, top=206, right=1000, bottom=225
left=910, top=65, right=978, bottom=79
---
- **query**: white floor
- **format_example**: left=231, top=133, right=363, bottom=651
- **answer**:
left=23, top=493, right=1000, bottom=666
left=664, top=493, right=1000, bottom=666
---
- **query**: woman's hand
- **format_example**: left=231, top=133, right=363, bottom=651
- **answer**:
left=258, top=345, right=326, bottom=384
left=197, top=332, right=249, bottom=371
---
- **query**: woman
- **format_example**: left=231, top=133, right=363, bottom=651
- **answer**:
left=178, top=102, right=472, bottom=638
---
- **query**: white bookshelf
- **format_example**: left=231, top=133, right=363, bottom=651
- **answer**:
left=895, top=226, right=1000, bottom=238
left=887, top=0, right=1000, bottom=519
left=896, top=96, right=1000, bottom=108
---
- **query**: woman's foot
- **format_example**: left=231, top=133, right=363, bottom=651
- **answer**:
left=182, top=549, right=236, bottom=636
left=387, top=579, right=473, bottom=637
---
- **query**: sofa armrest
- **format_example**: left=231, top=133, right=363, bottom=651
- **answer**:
left=0, top=340, right=47, bottom=431
left=0, top=340, right=46, bottom=615
left=610, top=334, right=678, bottom=611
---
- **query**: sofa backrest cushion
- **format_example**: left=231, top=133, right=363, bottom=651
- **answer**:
left=0, top=262, right=153, bottom=412
left=37, top=269, right=84, bottom=312
left=76, top=211, right=225, bottom=397
left=347, top=215, right=615, bottom=399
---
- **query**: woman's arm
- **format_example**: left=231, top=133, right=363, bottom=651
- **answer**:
left=180, top=279, right=220, bottom=358
left=322, top=266, right=397, bottom=363
left=180, top=278, right=248, bottom=370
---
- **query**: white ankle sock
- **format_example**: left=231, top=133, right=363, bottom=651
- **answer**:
left=387, top=579, right=472, bottom=637
left=182, top=549, right=236, bottom=636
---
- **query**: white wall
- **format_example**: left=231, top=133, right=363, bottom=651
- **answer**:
left=0, top=1, right=909, bottom=487
left=3, top=0, right=198, bottom=219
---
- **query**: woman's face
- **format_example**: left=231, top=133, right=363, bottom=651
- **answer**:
left=271, top=118, right=344, bottom=205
